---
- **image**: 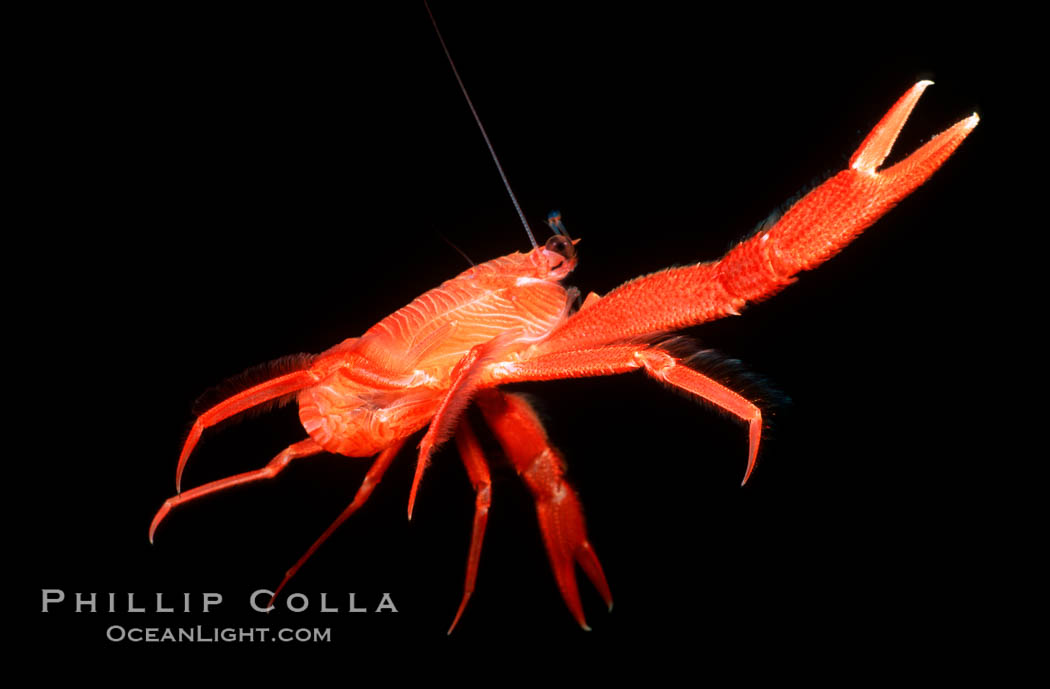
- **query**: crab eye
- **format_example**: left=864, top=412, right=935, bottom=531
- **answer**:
left=545, top=234, right=574, bottom=259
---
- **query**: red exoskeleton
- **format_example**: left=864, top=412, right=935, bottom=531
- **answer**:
left=149, top=11, right=978, bottom=632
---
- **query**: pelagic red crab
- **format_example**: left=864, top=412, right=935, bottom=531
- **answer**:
left=149, top=22, right=978, bottom=633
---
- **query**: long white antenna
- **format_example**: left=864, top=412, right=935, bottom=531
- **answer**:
left=424, top=1, right=539, bottom=249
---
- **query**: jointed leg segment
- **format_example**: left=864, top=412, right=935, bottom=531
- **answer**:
left=447, top=421, right=492, bottom=634
left=150, top=437, right=324, bottom=543
left=493, top=343, right=763, bottom=483
left=267, top=438, right=407, bottom=607
left=175, top=369, right=322, bottom=492
left=410, top=330, right=522, bottom=520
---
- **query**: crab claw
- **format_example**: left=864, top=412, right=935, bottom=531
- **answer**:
left=530, top=476, right=614, bottom=630
left=477, top=390, right=613, bottom=629
left=759, top=80, right=980, bottom=282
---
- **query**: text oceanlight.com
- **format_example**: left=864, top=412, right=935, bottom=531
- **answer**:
left=105, top=625, right=331, bottom=643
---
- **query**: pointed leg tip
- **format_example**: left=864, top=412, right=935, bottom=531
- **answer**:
left=447, top=592, right=474, bottom=635
left=965, top=112, right=980, bottom=129
left=148, top=509, right=167, bottom=544
left=593, top=581, right=614, bottom=612
left=906, top=80, right=934, bottom=101
left=407, top=460, right=427, bottom=521
left=406, top=488, right=418, bottom=521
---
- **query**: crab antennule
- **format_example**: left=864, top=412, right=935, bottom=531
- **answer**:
left=425, top=0, right=538, bottom=249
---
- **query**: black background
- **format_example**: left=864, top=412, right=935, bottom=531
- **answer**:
left=25, top=1, right=1007, bottom=674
